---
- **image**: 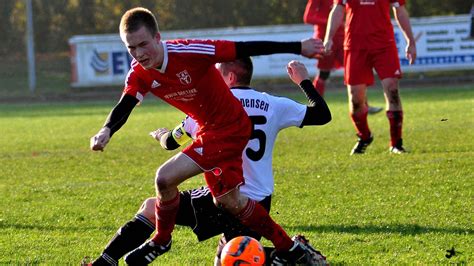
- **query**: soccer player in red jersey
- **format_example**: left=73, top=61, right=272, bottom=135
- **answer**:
left=304, top=0, right=383, bottom=114
left=88, top=59, right=330, bottom=266
left=304, top=0, right=344, bottom=97
left=324, top=0, right=417, bottom=154
left=90, top=7, right=324, bottom=265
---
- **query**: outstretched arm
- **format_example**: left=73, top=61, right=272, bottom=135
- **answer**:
left=286, top=60, right=331, bottom=126
left=235, top=38, right=324, bottom=59
left=90, top=94, right=139, bottom=151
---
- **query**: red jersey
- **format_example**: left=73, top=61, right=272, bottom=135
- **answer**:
left=123, top=39, right=247, bottom=135
left=336, top=0, right=405, bottom=50
left=304, top=0, right=334, bottom=26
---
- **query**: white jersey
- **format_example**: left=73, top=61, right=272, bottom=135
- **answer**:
left=182, top=88, right=307, bottom=201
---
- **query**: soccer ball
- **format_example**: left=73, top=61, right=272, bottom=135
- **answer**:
left=221, top=236, right=265, bottom=265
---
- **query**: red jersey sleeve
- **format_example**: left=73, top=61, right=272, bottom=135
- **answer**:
left=123, top=61, right=149, bottom=102
left=210, top=39, right=237, bottom=62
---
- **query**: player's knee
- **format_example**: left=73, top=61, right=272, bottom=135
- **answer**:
left=383, top=78, right=399, bottom=93
left=155, top=167, right=174, bottom=191
left=215, top=197, right=240, bottom=215
left=138, top=197, right=157, bottom=222
left=351, top=100, right=366, bottom=112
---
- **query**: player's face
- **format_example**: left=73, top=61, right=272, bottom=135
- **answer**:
left=122, top=26, right=163, bottom=69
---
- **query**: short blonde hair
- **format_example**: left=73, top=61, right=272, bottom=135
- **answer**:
left=119, top=7, right=159, bottom=36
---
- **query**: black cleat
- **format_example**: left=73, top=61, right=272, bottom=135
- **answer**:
left=368, top=106, right=383, bottom=115
left=124, top=239, right=171, bottom=265
left=390, top=138, right=406, bottom=154
left=350, top=135, right=373, bottom=155
left=271, top=235, right=328, bottom=265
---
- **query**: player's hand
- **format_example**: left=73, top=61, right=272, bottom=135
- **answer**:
left=90, top=127, right=111, bottom=151
left=406, top=42, right=417, bottom=65
left=323, top=39, right=333, bottom=56
left=149, top=128, right=170, bottom=142
left=301, top=38, right=325, bottom=58
left=287, top=60, right=310, bottom=85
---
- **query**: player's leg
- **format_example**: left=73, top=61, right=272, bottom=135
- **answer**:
left=373, top=45, right=405, bottom=153
left=348, top=84, right=373, bottom=154
left=152, top=152, right=202, bottom=244
left=345, top=49, right=374, bottom=154
left=90, top=198, right=156, bottom=266
left=214, top=186, right=324, bottom=264
left=125, top=152, right=202, bottom=264
left=213, top=195, right=271, bottom=266
left=381, top=77, right=405, bottom=153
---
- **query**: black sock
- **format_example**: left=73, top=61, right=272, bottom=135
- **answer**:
left=92, top=214, right=155, bottom=265
left=318, top=71, right=330, bottom=81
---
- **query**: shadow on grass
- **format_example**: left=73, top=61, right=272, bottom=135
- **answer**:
left=289, top=223, right=473, bottom=236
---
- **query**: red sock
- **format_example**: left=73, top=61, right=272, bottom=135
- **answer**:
left=151, top=193, right=180, bottom=245
left=386, top=110, right=403, bottom=146
left=313, top=77, right=325, bottom=97
left=350, top=107, right=371, bottom=140
left=236, top=199, right=293, bottom=252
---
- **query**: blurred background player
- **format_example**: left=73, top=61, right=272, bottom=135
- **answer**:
left=324, top=0, right=417, bottom=155
left=89, top=59, right=330, bottom=266
left=303, top=0, right=382, bottom=114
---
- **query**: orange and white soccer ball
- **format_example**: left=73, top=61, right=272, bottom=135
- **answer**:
left=221, top=236, right=265, bottom=265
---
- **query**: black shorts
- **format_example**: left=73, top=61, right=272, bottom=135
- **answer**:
left=175, top=186, right=271, bottom=242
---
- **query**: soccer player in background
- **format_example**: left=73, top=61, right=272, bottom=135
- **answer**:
left=90, top=7, right=325, bottom=265
left=324, top=0, right=417, bottom=155
left=89, top=58, right=331, bottom=265
left=304, top=0, right=382, bottom=114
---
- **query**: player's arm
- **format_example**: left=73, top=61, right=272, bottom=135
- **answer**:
left=90, top=94, right=139, bottom=151
left=323, top=4, right=344, bottom=54
left=393, top=5, right=417, bottom=64
left=150, top=122, right=192, bottom=150
left=235, top=38, right=324, bottom=59
left=286, top=60, right=331, bottom=126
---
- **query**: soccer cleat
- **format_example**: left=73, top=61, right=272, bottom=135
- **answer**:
left=271, top=235, right=328, bottom=266
left=124, top=239, right=172, bottom=265
left=368, top=106, right=383, bottom=115
left=390, top=138, right=406, bottom=154
left=350, top=135, right=373, bottom=155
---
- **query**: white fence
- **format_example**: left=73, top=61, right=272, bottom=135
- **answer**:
left=69, top=14, right=474, bottom=87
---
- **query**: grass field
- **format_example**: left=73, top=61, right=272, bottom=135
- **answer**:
left=0, top=85, right=473, bottom=265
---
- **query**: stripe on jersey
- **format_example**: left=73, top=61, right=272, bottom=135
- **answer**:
left=167, top=43, right=215, bottom=55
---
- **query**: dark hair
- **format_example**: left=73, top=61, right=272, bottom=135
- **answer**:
left=220, top=57, right=253, bottom=85
left=119, top=7, right=159, bottom=36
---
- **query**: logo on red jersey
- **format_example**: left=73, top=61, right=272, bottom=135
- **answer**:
left=177, top=70, right=192, bottom=85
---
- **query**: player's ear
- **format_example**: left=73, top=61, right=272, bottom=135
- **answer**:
left=229, top=71, right=237, bottom=84
left=154, top=32, right=161, bottom=42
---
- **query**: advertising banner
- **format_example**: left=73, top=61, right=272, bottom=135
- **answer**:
left=69, top=15, right=474, bottom=87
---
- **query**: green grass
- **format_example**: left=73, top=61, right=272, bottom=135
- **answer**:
left=0, top=85, right=473, bottom=264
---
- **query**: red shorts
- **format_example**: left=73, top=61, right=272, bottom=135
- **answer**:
left=314, top=24, right=344, bottom=70
left=182, top=117, right=252, bottom=198
left=344, top=44, right=402, bottom=86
